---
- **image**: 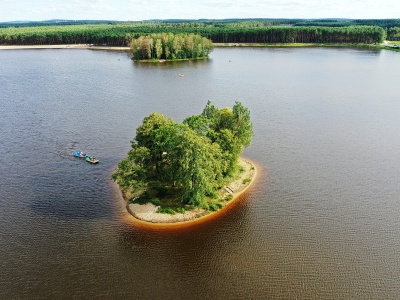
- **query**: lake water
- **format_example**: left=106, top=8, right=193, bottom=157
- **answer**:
left=1, top=47, right=400, bottom=299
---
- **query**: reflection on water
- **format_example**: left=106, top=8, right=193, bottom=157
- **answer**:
left=1, top=47, right=400, bottom=299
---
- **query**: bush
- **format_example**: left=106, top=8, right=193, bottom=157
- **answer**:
left=242, top=178, right=251, bottom=184
left=157, top=207, right=177, bottom=215
left=131, top=191, right=153, bottom=204
left=142, top=190, right=152, bottom=199
left=224, top=194, right=233, bottom=201
left=204, top=202, right=223, bottom=211
left=176, top=207, right=185, bottom=214
left=151, top=198, right=161, bottom=205
left=206, top=190, right=218, bottom=199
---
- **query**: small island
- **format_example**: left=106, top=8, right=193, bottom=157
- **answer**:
left=112, top=101, right=255, bottom=224
left=130, top=33, right=214, bottom=61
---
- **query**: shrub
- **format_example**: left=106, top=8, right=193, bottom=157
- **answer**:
left=132, top=191, right=153, bottom=204
left=151, top=198, right=161, bottom=205
left=242, top=178, right=251, bottom=184
left=206, top=190, right=218, bottom=199
left=224, top=194, right=233, bottom=201
left=204, top=202, right=223, bottom=211
left=176, top=207, right=186, bottom=214
left=157, top=207, right=177, bottom=215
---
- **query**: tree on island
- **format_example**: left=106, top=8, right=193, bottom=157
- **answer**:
left=130, top=33, right=214, bottom=60
left=112, top=101, right=253, bottom=209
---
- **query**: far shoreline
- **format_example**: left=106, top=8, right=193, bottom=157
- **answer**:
left=121, top=157, right=258, bottom=227
left=1, top=42, right=399, bottom=52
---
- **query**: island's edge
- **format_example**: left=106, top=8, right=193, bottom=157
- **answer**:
left=121, top=157, right=259, bottom=227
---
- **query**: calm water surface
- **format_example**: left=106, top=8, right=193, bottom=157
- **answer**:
left=1, top=47, right=400, bottom=299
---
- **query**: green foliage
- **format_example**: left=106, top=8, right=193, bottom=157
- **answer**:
left=176, top=207, right=186, bottom=214
left=157, top=207, right=177, bottom=215
left=206, top=190, right=219, bottom=199
left=131, top=191, right=152, bottom=205
left=151, top=198, right=161, bottom=206
left=387, top=27, right=400, bottom=41
left=224, top=194, right=233, bottom=201
left=183, top=115, right=209, bottom=136
left=112, top=101, right=253, bottom=208
left=135, top=112, right=173, bottom=149
left=111, top=153, right=148, bottom=194
left=242, top=178, right=251, bottom=184
left=0, top=20, right=389, bottom=46
left=134, top=112, right=173, bottom=181
left=201, top=100, right=254, bottom=177
left=130, top=33, right=214, bottom=60
left=203, top=201, right=223, bottom=212
left=155, top=186, right=168, bottom=198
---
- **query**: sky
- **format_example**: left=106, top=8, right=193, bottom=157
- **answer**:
left=0, top=0, right=399, bottom=22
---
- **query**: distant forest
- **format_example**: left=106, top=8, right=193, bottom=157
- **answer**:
left=1, top=18, right=399, bottom=46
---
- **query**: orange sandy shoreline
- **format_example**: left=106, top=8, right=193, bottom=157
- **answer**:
left=122, top=157, right=258, bottom=228
left=0, top=44, right=130, bottom=51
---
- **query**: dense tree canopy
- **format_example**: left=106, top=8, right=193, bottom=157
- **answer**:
left=112, top=101, right=253, bottom=207
left=130, top=33, right=214, bottom=60
left=0, top=19, right=393, bottom=46
left=387, top=27, right=400, bottom=41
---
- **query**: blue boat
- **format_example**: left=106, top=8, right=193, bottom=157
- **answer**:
left=74, top=151, right=88, bottom=158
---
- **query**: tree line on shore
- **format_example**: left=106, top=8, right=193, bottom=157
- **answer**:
left=1, top=18, right=398, bottom=46
left=387, top=27, right=400, bottom=41
left=112, top=101, right=253, bottom=208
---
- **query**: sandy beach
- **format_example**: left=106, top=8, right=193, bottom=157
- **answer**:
left=126, top=158, right=257, bottom=225
left=0, top=44, right=130, bottom=51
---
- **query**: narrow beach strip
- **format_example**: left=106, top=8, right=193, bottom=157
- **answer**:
left=122, top=158, right=259, bottom=229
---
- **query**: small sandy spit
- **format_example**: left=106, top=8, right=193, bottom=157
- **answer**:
left=127, top=158, right=257, bottom=224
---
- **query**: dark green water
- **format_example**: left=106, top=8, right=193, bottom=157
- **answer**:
left=1, top=47, right=400, bottom=299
